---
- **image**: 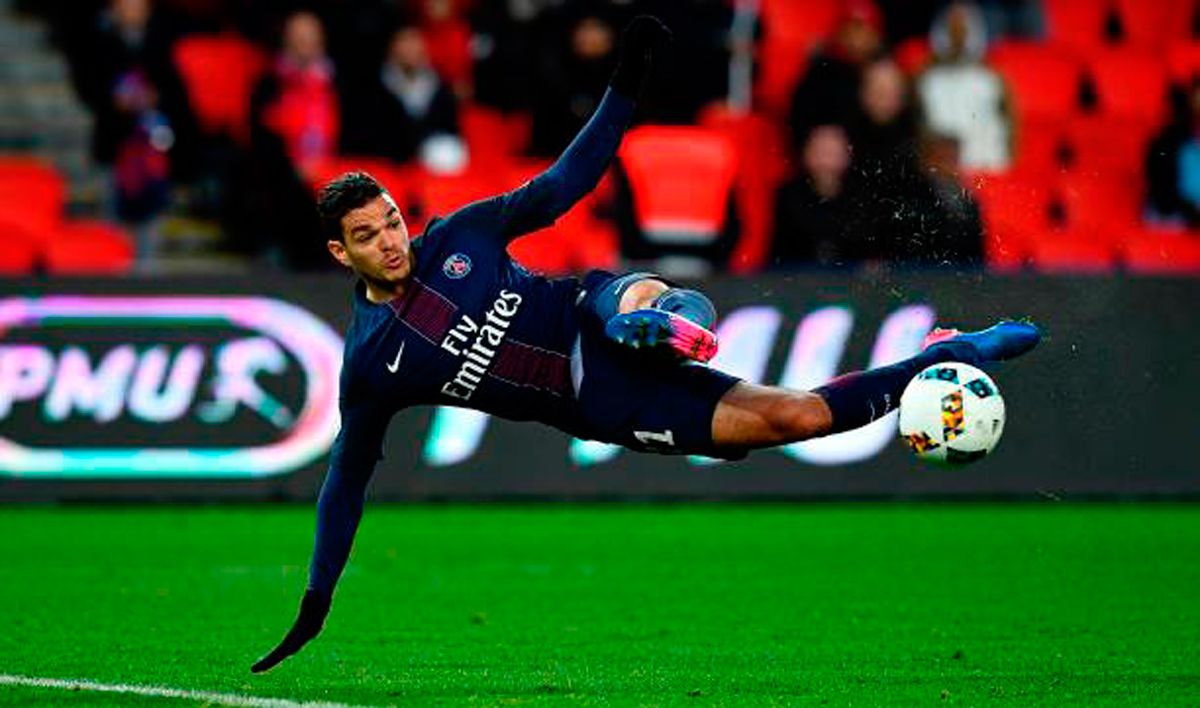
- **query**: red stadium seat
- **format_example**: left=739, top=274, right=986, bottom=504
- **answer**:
left=981, top=221, right=1035, bottom=272
left=988, top=42, right=1083, bottom=122
left=409, top=167, right=501, bottom=236
left=754, top=41, right=811, bottom=118
left=617, top=125, right=738, bottom=249
left=0, top=158, right=65, bottom=236
left=460, top=104, right=531, bottom=169
left=0, top=218, right=40, bottom=274
left=173, top=33, right=267, bottom=142
left=754, top=0, right=842, bottom=115
left=697, top=105, right=788, bottom=273
left=966, top=173, right=1054, bottom=232
left=1166, top=41, right=1200, bottom=84
left=1030, top=233, right=1117, bottom=273
left=1044, top=0, right=1117, bottom=51
left=1122, top=229, right=1200, bottom=273
left=895, top=37, right=933, bottom=75
left=421, top=20, right=473, bottom=89
left=1064, top=115, right=1154, bottom=178
left=1055, top=173, right=1142, bottom=234
left=501, top=159, right=617, bottom=275
left=43, top=220, right=134, bottom=275
left=1012, top=118, right=1070, bottom=178
left=1085, top=49, right=1169, bottom=124
left=759, top=0, right=841, bottom=46
left=965, top=172, right=1058, bottom=270
left=1115, top=0, right=1196, bottom=49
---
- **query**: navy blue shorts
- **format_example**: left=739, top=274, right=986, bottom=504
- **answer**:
left=571, top=270, right=743, bottom=457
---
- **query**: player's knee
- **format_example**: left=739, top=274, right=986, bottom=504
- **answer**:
left=587, top=272, right=662, bottom=322
left=618, top=277, right=669, bottom=313
left=768, top=393, right=831, bottom=442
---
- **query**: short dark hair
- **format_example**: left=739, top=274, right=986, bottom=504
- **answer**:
left=316, top=171, right=385, bottom=241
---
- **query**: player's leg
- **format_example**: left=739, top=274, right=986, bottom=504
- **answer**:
left=710, top=321, right=1042, bottom=449
left=586, top=272, right=720, bottom=362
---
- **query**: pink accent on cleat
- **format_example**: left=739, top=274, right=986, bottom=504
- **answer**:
left=663, top=311, right=719, bottom=363
left=605, top=309, right=720, bottom=363
left=922, top=327, right=962, bottom=351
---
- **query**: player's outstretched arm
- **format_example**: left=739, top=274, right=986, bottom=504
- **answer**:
left=501, top=16, right=670, bottom=236
left=443, top=16, right=671, bottom=240
left=250, top=409, right=387, bottom=673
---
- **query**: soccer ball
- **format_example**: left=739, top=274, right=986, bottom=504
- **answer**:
left=898, top=362, right=1005, bottom=465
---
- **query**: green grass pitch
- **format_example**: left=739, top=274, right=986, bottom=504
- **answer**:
left=0, top=504, right=1197, bottom=706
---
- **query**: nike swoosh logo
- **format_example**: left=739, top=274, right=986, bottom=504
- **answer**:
left=386, top=341, right=405, bottom=373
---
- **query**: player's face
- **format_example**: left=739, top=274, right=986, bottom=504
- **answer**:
left=328, top=194, right=413, bottom=297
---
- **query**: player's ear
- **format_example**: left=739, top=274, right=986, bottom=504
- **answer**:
left=327, top=239, right=351, bottom=268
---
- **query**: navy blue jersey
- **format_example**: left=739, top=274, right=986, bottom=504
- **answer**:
left=309, top=89, right=636, bottom=594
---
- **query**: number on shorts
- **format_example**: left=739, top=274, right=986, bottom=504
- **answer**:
left=634, top=429, right=676, bottom=448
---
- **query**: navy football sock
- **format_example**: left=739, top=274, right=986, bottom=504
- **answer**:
left=812, top=341, right=975, bottom=434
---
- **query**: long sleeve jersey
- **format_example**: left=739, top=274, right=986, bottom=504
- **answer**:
left=308, top=89, right=636, bottom=595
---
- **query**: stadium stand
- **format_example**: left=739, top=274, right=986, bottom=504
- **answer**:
left=616, top=125, right=739, bottom=274
left=1115, top=0, right=1196, bottom=49
left=1041, top=0, right=1115, bottom=53
left=1065, top=115, right=1151, bottom=178
left=1, top=0, right=1197, bottom=276
left=0, top=218, right=40, bottom=274
left=172, top=33, right=267, bottom=143
left=1030, top=232, right=1118, bottom=273
left=0, top=158, right=65, bottom=235
left=1085, top=48, right=1169, bottom=125
left=43, top=220, right=135, bottom=274
left=1166, top=40, right=1200, bottom=83
left=1123, top=227, right=1200, bottom=272
left=697, top=104, right=788, bottom=274
left=987, top=41, right=1083, bottom=123
left=754, top=0, right=842, bottom=116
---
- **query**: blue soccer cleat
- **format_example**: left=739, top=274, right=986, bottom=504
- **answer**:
left=605, top=308, right=719, bottom=363
left=922, top=320, right=1042, bottom=364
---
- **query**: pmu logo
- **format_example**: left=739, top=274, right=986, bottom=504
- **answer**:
left=423, top=304, right=935, bottom=468
left=0, top=296, right=343, bottom=479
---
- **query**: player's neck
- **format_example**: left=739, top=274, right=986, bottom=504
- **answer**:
left=363, top=277, right=409, bottom=304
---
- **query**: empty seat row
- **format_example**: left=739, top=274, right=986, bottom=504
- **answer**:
left=0, top=159, right=134, bottom=275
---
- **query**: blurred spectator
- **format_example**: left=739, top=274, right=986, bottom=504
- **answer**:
left=413, top=0, right=474, bottom=99
left=850, top=60, right=920, bottom=191
left=341, top=27, right=463, bottom=168
left=257, top=10, right=339, bottom=175
left=916, top=2, right=1012, bottom=171
left=66, top=0, right=199, bottom=262
left=901, top=134, right=985, bottom=266
left=875, top=0, right=943, bottom=43
left=788, top=0, right=885, bottom=149
left=770, top=125, right=865, bottom=268
left=846, top=59, right=930, bottom=263
left=875, top=0, right=1041, bottom=43
left=223, top=10, right=334, bottom=269
left=470, top=0, right=553, bottom=112
left=977, top=0, right=1043, bottom=39
left=528, top=13, right=617, bottom=158
left=1147, top=79, right=1200, bottom=226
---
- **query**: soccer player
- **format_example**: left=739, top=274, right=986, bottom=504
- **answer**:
left=251, top=16, right=1040, bottom=673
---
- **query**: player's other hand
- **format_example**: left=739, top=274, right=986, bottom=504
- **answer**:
left=250, top=589, right=331, bottom=673
left=610, top=15, right=672, bottom=98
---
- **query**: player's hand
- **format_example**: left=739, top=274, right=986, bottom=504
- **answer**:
left=250, top=589, right=331, bottom=673
left=610, top=15, right=673, bottom=98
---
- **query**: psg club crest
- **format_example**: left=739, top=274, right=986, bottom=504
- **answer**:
left=443, top=253, right=472, bottom=279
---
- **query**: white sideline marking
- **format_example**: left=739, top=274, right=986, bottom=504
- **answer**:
left=0, top=674, right=382, bottom=708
